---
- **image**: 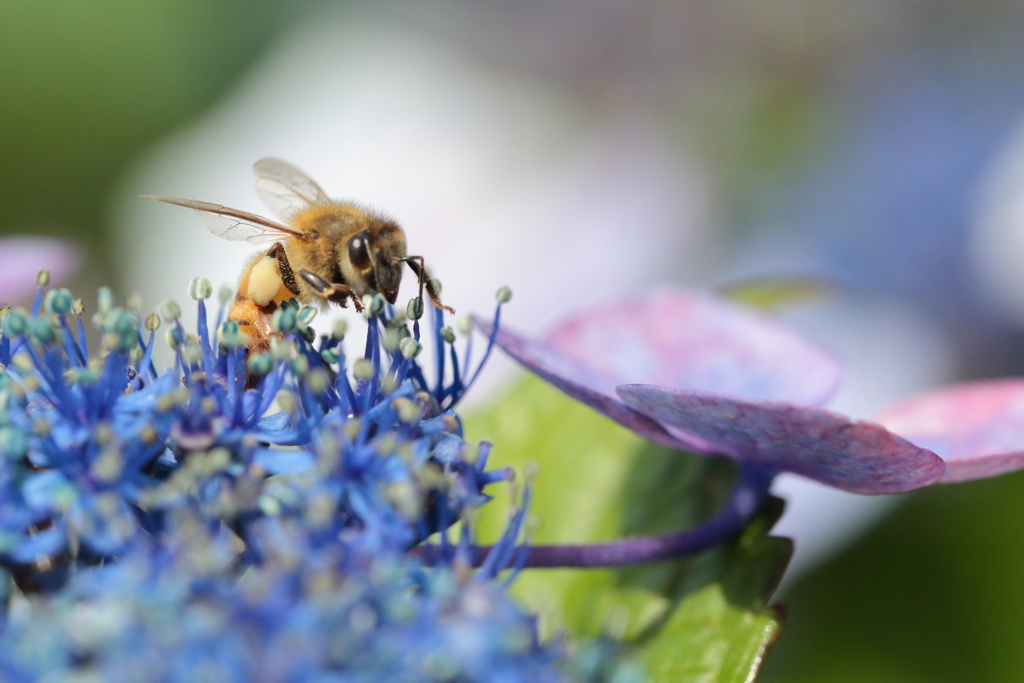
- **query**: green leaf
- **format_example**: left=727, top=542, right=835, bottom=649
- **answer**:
left=464, top=375, right=791, bottom=682
left=638, top=500, right=791, bottom=683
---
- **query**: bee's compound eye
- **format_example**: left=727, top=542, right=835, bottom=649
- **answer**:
left=347, top=231, right=371, bottom=271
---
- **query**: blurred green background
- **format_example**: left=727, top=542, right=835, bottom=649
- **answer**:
left=0, top=0, right=288, bottom=270
left=760, top=471, right=1024, bottom=683
left=6, top=1, right=1024, bottom=680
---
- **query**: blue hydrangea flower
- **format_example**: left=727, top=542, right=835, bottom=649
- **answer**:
left=0, top=274, right=512, bottom=586
left=0, top=513, right=564, bottom=683
left=0, top=272, right=591, bottom=681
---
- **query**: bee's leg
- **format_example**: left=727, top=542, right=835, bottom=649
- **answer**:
left=404, top=256, right=454, bottom=314
left=268, top=242, right=300, bottom=296
left=299, top=269, right=363, bottom=312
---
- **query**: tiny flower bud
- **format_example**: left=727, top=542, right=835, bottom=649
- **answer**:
left=36, top=270, right=50, bottom=287
left=270, top=337, right=292, bottom=360
left=94, top=423, right=114, bottom=444
left=271, top=306, right=297, bottom=334
left=32, top=418, right=51, bottom=437
left=71, top=298, right=84, bottom=316
left=456, top=317, right=472, bottom=335
left=440, top=326, right=456, bottom=344
left=201, top=397, right=217, bottom=415
left=332, top=319, right=347, bottom=339
left=352, top=358, right=374, bottom=381
left=188, top=277, right=212, bottom=301
left=217, top=321, right=245, bottom=348
left=139, top=424, right=158, bottom=444
left=297, top=305, right=317, bottom=326
left=320, top=348, right=339, bottom=364
left=98, top=287, right=115, bottom=314
left=496, top=285, right=513, bottom=304
left=290, top=355, right=309, bottom=375
left=2, top=310, right=28, bottom=337
left=461, top=443, right=479, bottom=465
left=382, top=328, right=402, bottom=352
left=90, top=449, right=123, bottom=483
left=128, top=346, right=144, bottom=364
left=258, top=495, right=282, bottom=518
left=102, top=310, right=139, bottom=350
left=160, top=299, right=181, bottom=322
left=144, top=313, right=161, bottom=332
left=247, top=353, right=274, bottom=375
left=43, top=288, right=73, bottom=315
left=406, top=297, right=424, bottom=321
left=102, top=332, right=121, bottom=351
left=218, top=283, right=233, bottom=304
left=386, top=481, right=421, bottom=521
left=392, top=397, right=422, bottom=424
left=277, top=390, right=298, bottom=414
left=399, top=338, right=422, bottom=360
left=28, top=317, right=56, bottom=344
left=112, top=311, right=137, bottom=337
left=126, top=292, right=142, bottom=311
left=0, top=426, right=28, bottom=458
left=362, top=294, right=385, bottom=318
left=302, top=325, right=316, bottom=344
left=307, top=368, right=329, bottom=394
left=183, top=343, right=203, bottom=366
left=67, top=368, right=99, bottom=385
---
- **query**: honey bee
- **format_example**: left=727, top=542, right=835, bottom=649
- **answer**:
left=145, top=158, right=450, bottom=354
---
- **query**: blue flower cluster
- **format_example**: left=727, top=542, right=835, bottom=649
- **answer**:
left=0, top=275, right=569, bottom=681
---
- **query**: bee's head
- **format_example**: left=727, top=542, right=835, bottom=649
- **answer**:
left=339, top=220, right=407, bottom=304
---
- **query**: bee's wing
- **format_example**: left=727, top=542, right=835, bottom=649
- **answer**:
left=144, top=196, right=305, bottom=245
left=252, top=158, right=331, bottom=221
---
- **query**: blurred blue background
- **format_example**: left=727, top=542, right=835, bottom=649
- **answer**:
left=6, top=1, right=1024, bottom=679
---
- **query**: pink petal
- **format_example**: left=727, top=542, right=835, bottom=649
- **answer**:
left=477, top=318, right=692, bottom=450
left=543, top=289, right=841, bottom=406
left=0, top=237, right=79, bottom=306
left=617, top=384, right=945, bottom=494
left=876, top=379, right=1024, bottom=483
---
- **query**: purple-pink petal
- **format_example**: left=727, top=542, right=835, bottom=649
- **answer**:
left=478, top=318, right=693, bottom=450
left=876, top=379, right=1024, bottom=483
left=0, top=237, right=78, bottom=306
left=543, top=289, right=842, bottom=406
left=617, top=384, right=945, bottom=494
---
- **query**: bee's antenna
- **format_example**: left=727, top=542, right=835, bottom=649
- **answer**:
left=403, top=256, right=454, bottom=314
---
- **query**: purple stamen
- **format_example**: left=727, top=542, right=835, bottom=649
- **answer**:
left=195, top=300, right=216, bottom=377
left=75, top=315, right=89, bottom=362
left=432, top=306, right=446, bottom=400
left=461, top=301, right=505, bottom=400
left=137, top=329, right=159, bottom=382
left=30, top=284, right=44, bottom=319
left=57, top=316, right=85, bottom=367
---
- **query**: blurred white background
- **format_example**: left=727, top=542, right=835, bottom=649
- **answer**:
left=109, top=6, right=985, bottom=579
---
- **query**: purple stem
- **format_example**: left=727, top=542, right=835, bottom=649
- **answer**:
left=419, top=464, right=775, bottom=569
